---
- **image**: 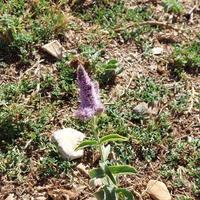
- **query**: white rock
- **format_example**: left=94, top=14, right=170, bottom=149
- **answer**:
left=5, top=194, right=15, bottom=200
left=149, top=65, right=158, bottom=71
left=133, top=102, right=149, bottom=114
left=52, top=128, right=85, bottom=160
left=42, top=40, right=66, bottom=59
left=152, top=47, right=163, bottom=55
left=147, top=180, right=171, bottom=200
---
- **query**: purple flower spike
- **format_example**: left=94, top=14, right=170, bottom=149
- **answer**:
left=75, top=65, right=104, bottom=121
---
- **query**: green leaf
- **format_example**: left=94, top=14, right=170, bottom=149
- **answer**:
left=104, top=186, right=117, bottom=200
left=90, top=165, right=136, bottom=179
left=76, top=139, right=97, bottom=150
left=102, top=144, right=110, bottom=161
left=94, top=186, right=117, bottom=200
left=94, top=189, right=105, bottom=200
left=109, top=165, right=137, bottom=175
left=99, top=134, right=128, bottom=145
left=116, top=188, right=134, bottom=200
left=104, top=164, right=117, bottom=185
left=107, top=59, right=118, bottom=65
left=89, top=168, right=105, bottom=179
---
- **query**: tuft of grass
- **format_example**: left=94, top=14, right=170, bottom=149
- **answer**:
left=161, top=139, right=200, bottom=197
left=79, top=2, right=125, bottom=29
left=79, top=1, right=152, bottom=31
left=172, top=39, right=200, bottom=77
left=0, top=146, right=29, bottom=181
left=125, top=6, right=152, bottom=22
left=38, top=143, right=74, bottom=178
left=176, top=196, right=193, bottom=200
left=170, top=93, right=190, bottom=113
left=0, top=105, right=28, bottom=144
left=0, top=0, right=69, bottom=62
left=134, top=77, right=168, bottom=103
left=162, top=0, right=184, bottom=14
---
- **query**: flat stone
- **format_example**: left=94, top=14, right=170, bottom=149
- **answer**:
left=152, top=47, right=163, bottom=55
left=51, top=128, right=85, bottom=160
left=42, top=40, right=66, bottom=59
left=147, top=180, right=171, bottom=200
left=133, top=102, right=149, bottom=114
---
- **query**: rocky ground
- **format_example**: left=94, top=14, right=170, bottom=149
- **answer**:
left=0, top=0, right=199, bottom=200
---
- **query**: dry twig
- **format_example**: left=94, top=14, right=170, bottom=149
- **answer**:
left=115, top=21, right=179, bottom=32
left=18, top=59, right=44, bottom=80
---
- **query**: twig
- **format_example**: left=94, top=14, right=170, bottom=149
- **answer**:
left=188, top=6, right=197, bottom=24
left=18, top=59, right=44, bottom=80
left=188, top=5, right=197, bottom=15
left=132, top=189, right=143, bottom=200
left=185, top=83, right=195, bottom=114
left=115, top=21, right=179, bottom=32
left=120, top=72, right=135, bottom=97
left=0, top=102, right=9, bottom=107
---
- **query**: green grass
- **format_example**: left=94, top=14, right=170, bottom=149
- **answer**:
left=0, top=57, right=77, bottom=180
left=0, top=146, right=29, bottom=181
left=0, top=0, right=199, bottom=199
left=161, top=139, right=200, bottom=197
left=170, top=93, right=190, bottom=113
left=172, top=38, right=200, bottom=77
left=134, top=77, right=168, bottom=103
left=162, top=0, right=184, bottom=14
left=0, top=0, right=69, bottom=62
left=79, top=1, right=152, bottom=35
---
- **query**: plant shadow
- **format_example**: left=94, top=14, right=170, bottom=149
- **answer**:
left=0, top=116, right=24, bottom=151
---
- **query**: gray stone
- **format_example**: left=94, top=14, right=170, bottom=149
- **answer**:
left=133, top=102, right=149, bottom=114
left=42, top=40, right=66, bottom=59
left=52, top=128, right=85, bottom=160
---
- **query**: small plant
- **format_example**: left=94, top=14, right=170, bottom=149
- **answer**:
left=0, top=1, right=68, bottom=62
left=126, top=7, right=152, bottom=22
left=134, top=77, right=168, bottom=103
left=0, top=146, right=29, bottom=181
left=96, top=59, right=122, bottom=86
left=170, top=93, right=190, bottom=113
left=80, top=3, right=125, bottom=29
left=176, top=196, right=193, bottom=200
left=75, top=65, right=136, bottom=199
left=162, top=0, right=184, bottom=14
left=39, top=143, right=73, bottom=177
left=172, top=40, right=200, bottom=77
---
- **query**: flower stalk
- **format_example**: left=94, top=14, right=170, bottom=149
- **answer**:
left=75, top=65, right=136, bottom=200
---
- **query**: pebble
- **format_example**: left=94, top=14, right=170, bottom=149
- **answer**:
left=133, top=102, right=149, bottom=114
left=52, top=128, right=85, bottom=160
left=152, top=47, right=163, bottom=55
